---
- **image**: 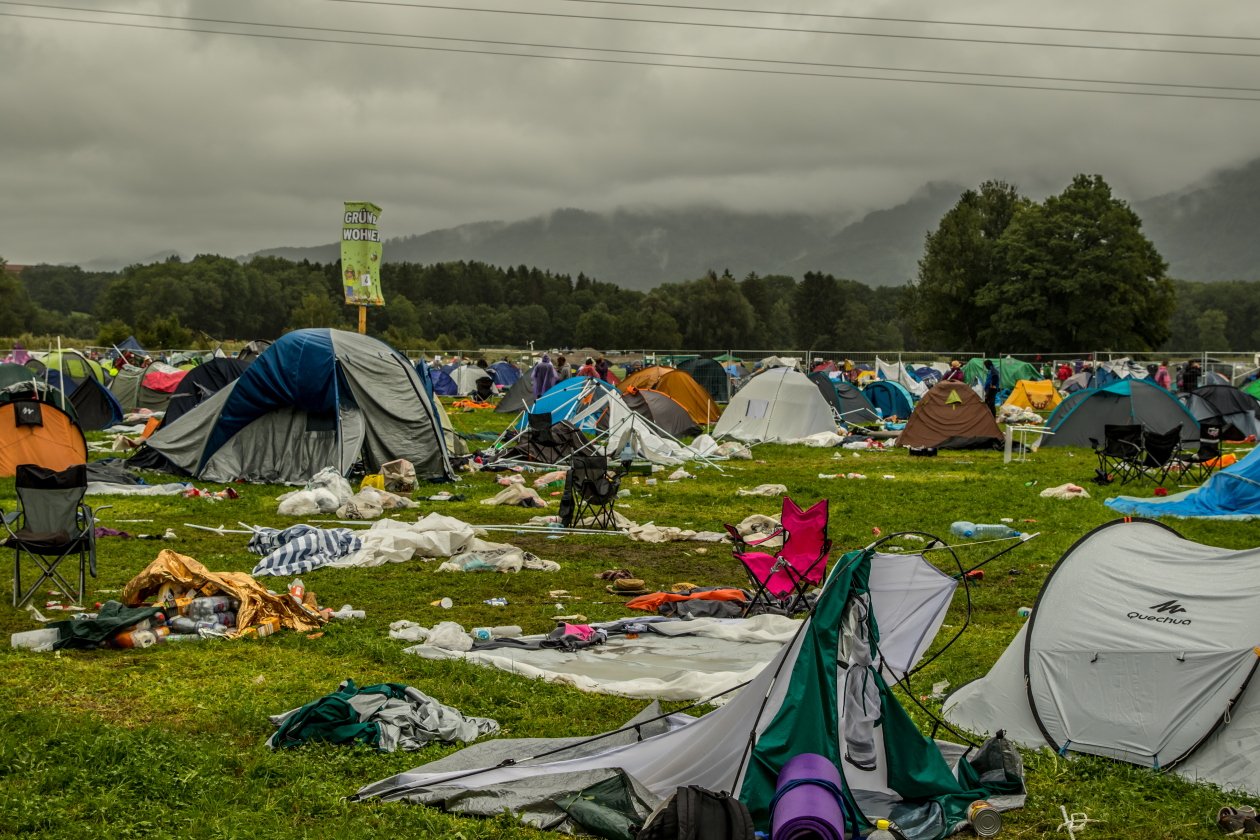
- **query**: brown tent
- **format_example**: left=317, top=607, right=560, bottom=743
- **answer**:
left=0, top=400, right=88, bottom=477
left=618, top=365, right=719, bottom=424
left=897, top=381, right=1002, bottom=450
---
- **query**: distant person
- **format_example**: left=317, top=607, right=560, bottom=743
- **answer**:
left=983, top=360, right=1000, bottom=415
left=577, top=357, right=597, bottom=378
left=1154, top=361, right=1172, bottom=390
left=1182, top=359, right=1202, bottom=393
left=476, top=357, right=488, bottom=369
left=554, top=354, right=571, bottom=382
left=473, top=376, right=495, bottom=402
left=1056, top=362, right=1072, bottom=382
left=532, top=353, right=557, bottom=398
left=595, top=355, right=613, bottom=383
left=942, top=359, right=965, bottom=382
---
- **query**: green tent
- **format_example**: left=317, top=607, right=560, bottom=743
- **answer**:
left=37, top=350, right=107, bottom=385
left=961, top=356, right=1040, bottom=391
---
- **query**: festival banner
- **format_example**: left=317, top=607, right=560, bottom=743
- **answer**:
left=340, top=201, right=384, bottom=306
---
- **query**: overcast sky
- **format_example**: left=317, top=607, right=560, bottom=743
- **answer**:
left=3, top=0, right=1259, bottom=266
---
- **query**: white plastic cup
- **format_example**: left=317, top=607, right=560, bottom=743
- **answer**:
left=430, top=597, right=453, bottom=609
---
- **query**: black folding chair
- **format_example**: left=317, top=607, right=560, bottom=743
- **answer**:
left=558, top=454, right=623, bottom=530
left=3, top=463, right=100, bottom=607
left=1090, top=424, right=1144, bottom=485
left=1135, top=425, right=1184, bottom=485
left=1174, top=417, right=1224, bottom=483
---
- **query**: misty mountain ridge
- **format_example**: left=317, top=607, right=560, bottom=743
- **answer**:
left=78, top=157, right=1260, bottom=287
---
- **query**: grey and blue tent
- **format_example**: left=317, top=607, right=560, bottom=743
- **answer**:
left=488, top=361, right=520, bottom=387
left=863, top=380, right=915, bottom=421
left=1043, top=379, right=1198, bottom=448
left=429, top=367, right=458, bottom=396
left=139, top=329, right=451, bottom=483
left=808, top=372, right=879, bottom=426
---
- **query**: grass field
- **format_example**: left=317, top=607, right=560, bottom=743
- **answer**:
left=1, top=403, right=1256, bottom=839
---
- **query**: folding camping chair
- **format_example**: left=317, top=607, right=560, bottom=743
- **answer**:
left=558, top=454, right=624, bottom=530
left=1173, top=417, right=1224, bottom=484
left=2, top=463, right=100, bottom=608
left=725, top=498, right=830, bottom=615
left=525, top=411, right=564, bottom=464
left=1090, top=424, right=1144, bottom=485
left=1135, top=425, right=1184, bottom=485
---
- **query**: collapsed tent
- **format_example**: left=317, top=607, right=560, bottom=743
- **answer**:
left=961, top=357, right=1040, bottom=390
left=897, top=382, right=1002, bottom=450
left=808, top=372, right=880, bottom=426
left=514, top=377, right=620, bottom=434
left=139, top=329, right=452, bottom=483
left=429, top=367, right=458, bottom=397
left=1104, top=447, right=1260, bottom=519
left=862, top=380, right=915, bottom=421
left=620, top=388, right=700, bottom=438
left=712, top=367, right=834, bottom=443
left=1002, top=380, right=1062, bottom=414
left=1184, top=384, right=1260, bottom=441
left=1093, top=357, right=1151, bottom=388
left=676, top=357, right=731, bottom=404
left=109, top=363, right=188, bottom=413
left=0, top=399, right=88, bottom=477
left=129, top=358, right=253, bottom=471
left=945, top=518, right=1260, bottom=797
left=1043, top=379, right=1199, bottom=448
left=619, top=366, right=719, bottom=425
left=1059, top=371, right=1094, bottom=394
left=358, top=547, right=1022, bottom=837
left=237, top=339, right=273, bottom=363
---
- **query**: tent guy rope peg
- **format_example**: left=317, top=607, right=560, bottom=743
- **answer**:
left=1056, top=806, right=1100, bottom=838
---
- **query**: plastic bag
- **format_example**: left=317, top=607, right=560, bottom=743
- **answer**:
left=380, top=458, right=417, bottom=494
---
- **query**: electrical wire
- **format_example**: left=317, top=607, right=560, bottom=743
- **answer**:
left=5, top=6, right=1260, bottom=102
left=556, top=0, right=1260, bottom=44
left=319, top=0, right=1260, bottom=60
left=7, top=0, right=1260, bottom=95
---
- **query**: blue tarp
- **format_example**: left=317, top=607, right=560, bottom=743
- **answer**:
left=1106, top=447, right=1260, bottom=519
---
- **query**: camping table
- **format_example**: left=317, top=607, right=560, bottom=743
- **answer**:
left=1005, top=425, right=1054, bottom=463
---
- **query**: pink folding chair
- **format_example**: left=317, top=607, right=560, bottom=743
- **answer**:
left=724, top=497, right=831, bottom=614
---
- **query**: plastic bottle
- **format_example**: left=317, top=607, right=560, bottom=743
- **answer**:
left=112, top=629, right=158, bottom=649
left=950, top=521, right=1020, bottom=539
left=869, top=819, right=908, bottom=840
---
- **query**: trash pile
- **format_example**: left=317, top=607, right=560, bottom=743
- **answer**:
left=276, top=467, right=418, bottom=518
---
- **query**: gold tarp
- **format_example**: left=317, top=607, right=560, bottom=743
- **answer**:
left=122, top=549, right=325, bottom=634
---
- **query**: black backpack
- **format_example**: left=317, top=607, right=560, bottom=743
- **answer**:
left=636, top=786, right=755, bottom=840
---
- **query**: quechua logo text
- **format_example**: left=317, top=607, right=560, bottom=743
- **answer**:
left=1127, top=600, right=1191, bottom=625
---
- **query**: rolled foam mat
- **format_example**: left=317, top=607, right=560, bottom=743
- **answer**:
left=770, top=752, right=847, bottom=839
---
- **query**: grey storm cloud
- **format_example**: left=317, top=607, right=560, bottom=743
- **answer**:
left=3, top=0, right=1259, bottom=265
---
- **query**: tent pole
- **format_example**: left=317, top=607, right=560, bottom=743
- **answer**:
left=358, top=305, right=367, bottom=335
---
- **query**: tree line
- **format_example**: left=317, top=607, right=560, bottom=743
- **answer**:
left=3, top=173, right=1260, bottom=354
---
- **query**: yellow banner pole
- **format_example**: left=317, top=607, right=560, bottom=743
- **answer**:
left=358, top=305, right=367, bottom=335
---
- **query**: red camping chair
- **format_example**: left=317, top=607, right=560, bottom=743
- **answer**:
left=724, top=498, right=831, bottom=615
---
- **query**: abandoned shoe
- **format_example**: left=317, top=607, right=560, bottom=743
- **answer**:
left=1236, top=806, right=1259, bottom=834
left=1219, top=807, right=1246, bottom=836
left=843, top=751, right=877, bottom=772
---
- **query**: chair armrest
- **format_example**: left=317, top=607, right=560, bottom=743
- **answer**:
left=743, top=527, right=785, bottom=547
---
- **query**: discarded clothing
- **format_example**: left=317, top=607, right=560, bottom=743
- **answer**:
left=268, top=678, right=499, bottom=751
left=737, top=484, right=788, bottom=497
left=47, top=600, right=164, bottom=650
left=1039, top=483, right=1091, bottom=500
left=249, top=525, right=363, bottom=577
left=480, top=484, right=548, bottom=508
left=624, top=589, right=748, bottom=614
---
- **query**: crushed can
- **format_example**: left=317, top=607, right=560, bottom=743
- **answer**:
left=968, top=800, right=1002, bottom=838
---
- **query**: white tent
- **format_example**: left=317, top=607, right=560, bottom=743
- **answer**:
left=712, top=367, right=835, bottom=443
left=945, top=519, right=1260, bottom=795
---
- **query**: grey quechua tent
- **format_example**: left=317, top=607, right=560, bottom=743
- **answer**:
left=141, top=329, right=452, bottom=483
left=945, top=518, right=1260, bottom=796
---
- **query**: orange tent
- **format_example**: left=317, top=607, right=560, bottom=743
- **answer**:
left=0, top=400, right=88, bottom=477
left=618, top=365, right=719, bottom=424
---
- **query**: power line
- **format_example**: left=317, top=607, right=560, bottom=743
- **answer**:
left=555, top=0, right=1260, bottom=44
left=7, top=1, right=1260, bottom=95
left=318, top=0, right=1260, bottom=59
left=5, top=8, right=1260, bottom=102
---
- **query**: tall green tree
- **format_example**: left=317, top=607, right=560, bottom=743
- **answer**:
left=986, top=174, right=1173, bottom=352
left=903, top=181, right=1025, bottom=350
